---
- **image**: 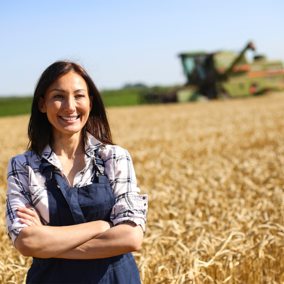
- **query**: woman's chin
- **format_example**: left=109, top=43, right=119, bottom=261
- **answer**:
left=52, top=126, right=82, bottom=137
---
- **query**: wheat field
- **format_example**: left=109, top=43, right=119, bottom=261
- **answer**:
left=1, top=93, right=284, bottom=283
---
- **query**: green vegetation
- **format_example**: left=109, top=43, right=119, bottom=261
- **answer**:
left=101, top=88, right=141, bottom=107
left=0, top=96, right=33, bottom=117
left=0, top=89, right=142, bottom=117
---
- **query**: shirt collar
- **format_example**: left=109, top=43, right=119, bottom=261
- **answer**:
left=85, top=132, right=103, bottom=158
left=35, top=132, right=103, bottom=162
left=35, top=144, right=53, bottom=162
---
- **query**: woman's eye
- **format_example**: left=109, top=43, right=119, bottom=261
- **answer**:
left=54, top=94, right=64, bottom=98
left=76, top=94, right=85, bottom=98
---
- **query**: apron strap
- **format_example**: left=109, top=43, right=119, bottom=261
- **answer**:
left=93, top=149, right=109, bottom=184
left=39, top=159, right=60, bottom=225
left=39, top=159, right=55, bottom=184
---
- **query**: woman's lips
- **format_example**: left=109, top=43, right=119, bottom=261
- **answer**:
left=59, top=115, right=80, bottom=122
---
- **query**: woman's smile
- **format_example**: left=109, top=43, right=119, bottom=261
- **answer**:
left=60, top=115, right=80, bottom=121
left=59, top=115, right=81, bottom=123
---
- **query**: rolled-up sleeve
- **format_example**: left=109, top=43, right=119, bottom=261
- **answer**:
left=6, top=156, right=30, bottom=247
left=99, top=146, right=148, bottom=232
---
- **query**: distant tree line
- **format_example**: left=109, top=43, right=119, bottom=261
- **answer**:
left=122, top=83, right=148, bottom=89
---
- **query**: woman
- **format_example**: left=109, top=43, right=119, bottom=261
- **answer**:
left=5, top=61, right=148, bottom=283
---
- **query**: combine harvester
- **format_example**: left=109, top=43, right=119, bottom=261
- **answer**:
left=142, top=42, right=284, bottom=103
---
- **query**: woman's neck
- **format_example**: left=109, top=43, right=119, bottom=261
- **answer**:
left=51, top=131, right=85, bottom=159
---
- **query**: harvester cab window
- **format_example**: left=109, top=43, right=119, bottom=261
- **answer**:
left=183, top=55, right=207, bottom=83
left=183, top=57, right=195, bottom=81
left=195, top=55, right=207, bottom=80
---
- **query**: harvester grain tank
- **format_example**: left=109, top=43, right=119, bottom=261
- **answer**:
left=142, top=42, right=284, bottom=103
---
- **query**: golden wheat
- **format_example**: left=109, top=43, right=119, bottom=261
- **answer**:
left=1, top=93, right=284, bottom=283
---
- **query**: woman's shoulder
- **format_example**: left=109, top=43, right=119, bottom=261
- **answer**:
left=102, top=144, right=128, bottom=152
left=8, top=150, right=39, bottom=169
left=98, top=144, right=131, bottom=161
left=86, top=133, right=132, bottom=160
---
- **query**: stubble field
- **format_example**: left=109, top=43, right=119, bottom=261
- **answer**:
left=1, top=93, right=284, bottom=283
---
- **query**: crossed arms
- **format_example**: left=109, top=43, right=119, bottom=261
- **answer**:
left=15, top=205, right=143, bottom=259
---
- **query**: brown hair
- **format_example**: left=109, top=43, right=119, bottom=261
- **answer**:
left=28, top=61, right=113, bottom=155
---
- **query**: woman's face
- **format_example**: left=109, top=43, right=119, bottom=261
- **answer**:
left=39, top=72, right=93, bottom=138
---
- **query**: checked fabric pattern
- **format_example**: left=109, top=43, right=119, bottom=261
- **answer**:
left=6, top=132, right=148, bottom=247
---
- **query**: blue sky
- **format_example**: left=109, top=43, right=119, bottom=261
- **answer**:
left=1, top=0, right=284, bottom=96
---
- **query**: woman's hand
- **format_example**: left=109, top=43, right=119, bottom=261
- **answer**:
left=17, top=204, right=42, bottom=227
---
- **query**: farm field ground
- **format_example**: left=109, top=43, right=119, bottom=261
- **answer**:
left=1, top=93, right=284, bottom=283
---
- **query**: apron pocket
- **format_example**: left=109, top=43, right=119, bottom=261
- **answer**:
left=81, top=202, right=113, bottom=222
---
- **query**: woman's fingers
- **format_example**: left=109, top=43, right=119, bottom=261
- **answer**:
left=19, top=218, right=36, bottom=226
left=25, top=204, right=42, bottom=221
left=17, top=212, right=41, bottom=226
left=17, top=211, right=37, bottom=223
left=17, top=205, right=42, bottom=226
left=25, top=203, right=36, bottom=211
left=18, top=206, right=37, bottom=216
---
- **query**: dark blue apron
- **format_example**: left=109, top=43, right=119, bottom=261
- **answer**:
left=26, top=151, right=141, bottom=284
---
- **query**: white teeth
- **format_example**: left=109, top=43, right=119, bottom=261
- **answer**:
left=61, top=116, right=78, bottom=121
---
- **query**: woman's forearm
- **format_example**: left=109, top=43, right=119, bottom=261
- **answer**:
left=15, top=220, right=111, bottom=258
left=54, top=222, right=143, bottom=259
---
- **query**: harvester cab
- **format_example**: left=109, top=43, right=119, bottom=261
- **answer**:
left=179, top=52, right=216, bottom=99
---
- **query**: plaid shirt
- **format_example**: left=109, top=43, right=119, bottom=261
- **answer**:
left=6, top=132, right=148, bottom=247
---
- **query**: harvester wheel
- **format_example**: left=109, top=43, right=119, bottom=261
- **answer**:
left=218, top=89, right=229, bottom=99
left=249, top=83, right=258, bottom=95
left=249, top=85, right=256, bottom=95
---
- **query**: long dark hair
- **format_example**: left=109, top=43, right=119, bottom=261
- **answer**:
left=28, top=61, right=113, bottom=155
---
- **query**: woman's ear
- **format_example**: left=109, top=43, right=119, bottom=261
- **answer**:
left=38, top=97, right=46, bottom=113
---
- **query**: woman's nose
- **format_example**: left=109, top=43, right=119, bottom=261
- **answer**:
left=65, top=97, right=76, bottom=112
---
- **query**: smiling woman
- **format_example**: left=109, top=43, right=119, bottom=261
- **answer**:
left=5, top=61, right=147, bottom=284
left=28, top=61, right=113, bottom=155
left=38, top=72, right=93, bottom=150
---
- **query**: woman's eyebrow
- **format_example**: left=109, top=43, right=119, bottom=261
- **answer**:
left=74, top=89, right=87, bottom=93
left=50, top=88, right=87, bottom=93
left=50, top=88, right=66, bottom=93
